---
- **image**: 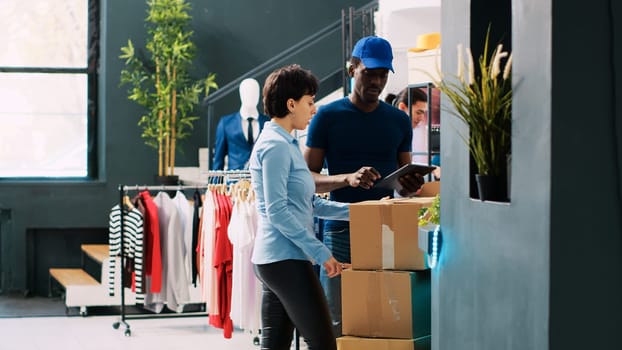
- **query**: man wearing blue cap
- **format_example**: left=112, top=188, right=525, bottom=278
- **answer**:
left=304, top=36, right=424, bottom=337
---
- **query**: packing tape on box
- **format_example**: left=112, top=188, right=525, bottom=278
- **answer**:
left=381, top=224, right=395, bottom=269
left=366, top=272, right=382, bottom=336
left=381, top=205, right=395, bottom=269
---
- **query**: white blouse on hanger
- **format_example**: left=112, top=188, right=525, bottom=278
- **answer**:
left=228, top=199, right=261, bottom=332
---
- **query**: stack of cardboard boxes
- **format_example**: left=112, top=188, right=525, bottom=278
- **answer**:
left=337, top=182, right=439, bottom=350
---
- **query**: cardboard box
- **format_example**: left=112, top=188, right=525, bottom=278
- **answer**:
left=337, top=335, right=431, bottom=350
left=349, top=197, right=435, bottom=270
left=342, top=269, right=431, bottom=339
left=418, top=181, right=440, bottom=197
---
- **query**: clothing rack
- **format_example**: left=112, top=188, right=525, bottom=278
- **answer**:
left=112, top=170, right=251, bottom=337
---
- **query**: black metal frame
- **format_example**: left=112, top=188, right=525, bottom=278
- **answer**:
left=408, top=82, right=441, bottom=181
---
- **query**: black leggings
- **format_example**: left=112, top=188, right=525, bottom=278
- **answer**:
left=254, top=259, right=336, bottom=350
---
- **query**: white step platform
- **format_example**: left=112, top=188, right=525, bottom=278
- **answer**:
left=49, top=244, right=137, bottom=316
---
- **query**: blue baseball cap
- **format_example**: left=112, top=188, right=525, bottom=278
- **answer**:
left=351, top=36, right=394, bottom=72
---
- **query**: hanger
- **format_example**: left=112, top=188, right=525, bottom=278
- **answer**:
left=240, top=179, right=252, bottom=202
left=246, top=184, right=255, bottom=202
left=123, top=192, right=135, bottom=210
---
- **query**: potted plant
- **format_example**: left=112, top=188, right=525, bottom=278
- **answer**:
left=418, top=194, right=440, bottom=228
left=433, top=30, right=512, bottom=201
left=119, top=0, right=217, bottom=184
left=418, top=194, right=441, bottom=268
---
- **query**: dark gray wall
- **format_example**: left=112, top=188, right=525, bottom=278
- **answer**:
left=0, top=0, right=369, bottom=293
left=436, top=0, right=621, bottom=349
left=193, top=1, right=363, bottom=155
left=549, top=0, right=622, bottom=349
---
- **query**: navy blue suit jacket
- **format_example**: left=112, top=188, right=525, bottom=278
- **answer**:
left=212, top=112, right=269, bottom=170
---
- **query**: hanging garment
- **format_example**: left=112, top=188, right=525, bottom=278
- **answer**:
left=199, top=189, right=217, bottom=308
left=191, top=190, right=203, bottom=286
left=228, top=198, right=261, bottom=332
left=139, top=191, right=163, bottom=294
left=208, top=191, right=234, bottom=338
left=172, top=191, right=195, bottom=293
left=208, top=189, right=226, bottom=326
left=107, top=204, right=144, bottom=297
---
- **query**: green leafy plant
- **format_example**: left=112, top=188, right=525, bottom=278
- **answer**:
left=120, top=0, right=218, bottom=177
left=433, top=29, right=512, bottom=176
left=418, top=194, right=440, bottom=227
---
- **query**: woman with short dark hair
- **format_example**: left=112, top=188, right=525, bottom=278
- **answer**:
left=249, top=64, right=349, bottom=350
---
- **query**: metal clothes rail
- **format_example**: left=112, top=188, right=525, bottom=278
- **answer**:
left=112, top=170, right=251, bottom=337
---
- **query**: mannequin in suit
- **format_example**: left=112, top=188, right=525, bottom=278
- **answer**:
left=212, top=78, right=269, bottom=170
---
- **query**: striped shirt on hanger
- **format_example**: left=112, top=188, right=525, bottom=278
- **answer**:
left=108, top=205, right=144, bottom=298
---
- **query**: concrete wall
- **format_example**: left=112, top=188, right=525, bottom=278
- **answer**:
left=436, top=0, right=621, bottom=349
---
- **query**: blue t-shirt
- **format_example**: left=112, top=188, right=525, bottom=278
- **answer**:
left=306, top=97, right=412, bottom=229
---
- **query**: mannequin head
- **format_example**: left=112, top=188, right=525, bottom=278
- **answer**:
left=239, top=78, right=260, bottom=118
left=239, top=78, right=260, bottom=108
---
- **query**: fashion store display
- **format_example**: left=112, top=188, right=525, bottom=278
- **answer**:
left=111, top=170, right=261, bottom=341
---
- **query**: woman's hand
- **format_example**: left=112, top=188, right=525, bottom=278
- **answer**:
left=345, top=166, right=381, bottom=189
left=323, top=257, right=350, bottom=278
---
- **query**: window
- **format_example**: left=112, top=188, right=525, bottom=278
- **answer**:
left=0, top=0, right=99, bottom=178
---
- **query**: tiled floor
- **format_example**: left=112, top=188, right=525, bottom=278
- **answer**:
left=0, top=315, right=262, bottom=350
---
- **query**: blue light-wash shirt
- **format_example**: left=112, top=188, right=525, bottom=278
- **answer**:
left=249, top=121, right=349, bottom=265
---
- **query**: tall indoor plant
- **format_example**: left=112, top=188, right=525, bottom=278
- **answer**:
left=433, top=30, right=512, bottom=201
left=120, top=0, right=217, bottom=182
